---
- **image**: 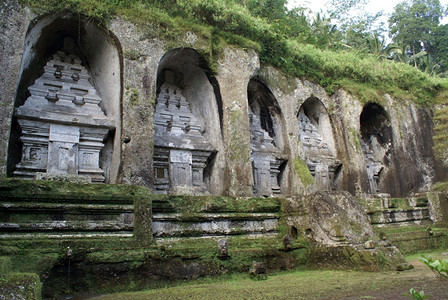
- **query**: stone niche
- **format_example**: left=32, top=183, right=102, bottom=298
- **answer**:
left=153, top=48, right=223, bottom=195
left=7, top=14, right=122, bottom=183
left=248, top=79, right=287, bottom=196
left=298, top=97, right=341, bottom=191
left=360, top=102, right=392, bottom=194
left=13, top=39, right=115, bottom=182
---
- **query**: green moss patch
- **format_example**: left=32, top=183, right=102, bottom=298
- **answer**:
left=152, top=195, right=281, bottom=214
left=0, top=178, right=148, bottom=203
left=433, top=181, right=448, bottom=191
left=293, top=158, right=315, bottom=187
left=373, top=225, right=448, bottom=255
left=0, top=273, right=42, bottom=300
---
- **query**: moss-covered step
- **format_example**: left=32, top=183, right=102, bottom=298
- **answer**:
left=153, top=212, right=280, bottom=237
left=0, top=178, right=152, bottom=239
left=0, top=178, right=143, bottom=204
left=358, top=196, right=432, bottom=226
left=151, top=195, right=282, bottom=237
left=368, top=208, right=431, bottom=226
left=373, top=225, right=448, bottom=254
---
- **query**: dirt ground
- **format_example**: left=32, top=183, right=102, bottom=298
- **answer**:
left=328, top=258, right=448, bottom=299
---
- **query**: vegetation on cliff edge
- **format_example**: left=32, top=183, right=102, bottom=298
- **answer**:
left=17, top=0, right=448, bottom=106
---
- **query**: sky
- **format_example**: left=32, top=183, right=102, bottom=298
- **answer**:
left=287, top=0, right=407, bottom=15
left=286, top=0, right=448, bottom=36
left=287, top=0, right=448, bottom=24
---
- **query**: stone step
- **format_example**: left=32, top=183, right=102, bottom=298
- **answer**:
left=0, top=232, right=134, bottom=239
left=0, top=201, right=134, bottom=235
left=0, top=220, right=133, bottom=231
left=368, top=207, right=431, bottom=225
left=153, top=212, right=279, bottom=238
left=0, top=194, right=134, bottom=205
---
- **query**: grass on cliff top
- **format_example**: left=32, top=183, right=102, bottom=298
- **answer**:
left=18, top=0, right=448, bottom=106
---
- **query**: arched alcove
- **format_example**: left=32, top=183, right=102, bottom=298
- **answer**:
left=7, top=13, right=122, bottom=183
left=360, top=102, right=392, bottom=145
left=247, top=78, right=288, bottom=196
left=153, top=48, right=223, bottom=194
left=359, top=102, right=392, bottom=194
left=298, top=97, right=341, bottom=191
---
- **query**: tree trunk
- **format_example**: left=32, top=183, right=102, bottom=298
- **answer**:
left=413, top=45, right=418, bottom=68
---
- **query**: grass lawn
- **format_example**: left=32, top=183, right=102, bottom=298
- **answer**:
left=92, top=250, right=448, bottom=299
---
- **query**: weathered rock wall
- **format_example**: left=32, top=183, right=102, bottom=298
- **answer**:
left=0, top=1, right=33, bottom=176
left=254, top=67, right=436, bottom=197
left=0, top=0, right=439, bottom=198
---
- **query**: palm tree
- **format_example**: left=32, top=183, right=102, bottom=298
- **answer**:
left=368, top=33, right=388, bottom=58
left=387, top=40, right=411, bottom=63
left=311, top=12, right=338, bottom=49
left=417, top=52, right=441, bottom=75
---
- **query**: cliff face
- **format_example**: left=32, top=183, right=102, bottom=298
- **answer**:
left=0, top=0, right=440, bottom=198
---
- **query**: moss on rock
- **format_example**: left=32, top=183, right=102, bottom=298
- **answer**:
left=0, top=273, right=42, bottom=300
left=293, top=158, right=315, bottom=187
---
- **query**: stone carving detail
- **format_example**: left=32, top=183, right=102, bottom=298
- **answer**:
left=13, top=45, right=115, bottom=182
left=153, top=80, right=215, bottom=194
left=217, top=238, right=228, bottom=259
left=298, top=112, right=341, bottom=191
left=249, top=110, right=285, bottom=196
left=361, top=142, right=383, bottom=194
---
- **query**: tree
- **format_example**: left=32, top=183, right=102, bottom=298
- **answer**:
left=246, top=0, right=287, bottom=20
left=368, top=33, right=389, bottom=58
left=388, top=39, right=412, bottom=63
left=389, top=0, right=444, bottom=67
left=433, top=24, right=448, bottom=74
left=310, top=12, right=339, bottom=49
left=326, top=0, right=385, bottom=52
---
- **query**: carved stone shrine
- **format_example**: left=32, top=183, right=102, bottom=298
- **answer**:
left=153, top=75, right=215, bottom=194
left=361, top=142, right=383, bottom=194
left=249, top=110, right=285, bottom=196
left=13, top=40, right=115, bottom=182
left=298, top=112, right=341, bottom=191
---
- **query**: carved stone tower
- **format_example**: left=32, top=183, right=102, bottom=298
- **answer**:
left=13, top=39, right=115, bottom=182
left=249, top=111, right=285, bottom=196
left=298, top=112, right=341, bottom=191
left=153, top=71, right=216, bottom=194
left=361, top=142, right=383, bottom=194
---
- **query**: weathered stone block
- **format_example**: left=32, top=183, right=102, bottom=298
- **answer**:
left=217, top=238, right=228, bottom=259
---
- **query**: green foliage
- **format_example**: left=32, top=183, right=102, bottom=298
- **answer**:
left=407, top=256, right=448, bottom=299
left=153, top=195, right=281, bottom=215
left=433, top=24, right=448, bottom=74
left=19, top=0, right=448, bottom=104
left=247, top=0, right=287, bottom=20
left=433, top=104, right=448, bottom=162
left=349, top=128, right=361, bottom=151
left=389, top=0, right=444, bottom=55
left=125, top=86, right=140, bottom=107
left=406, top=288, right=430, bottom=300
left=432, top=181, right=448, bottom=191
left=420, top=256, right=448, bottom=281
left=388, top=0, right=447, bottom=75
